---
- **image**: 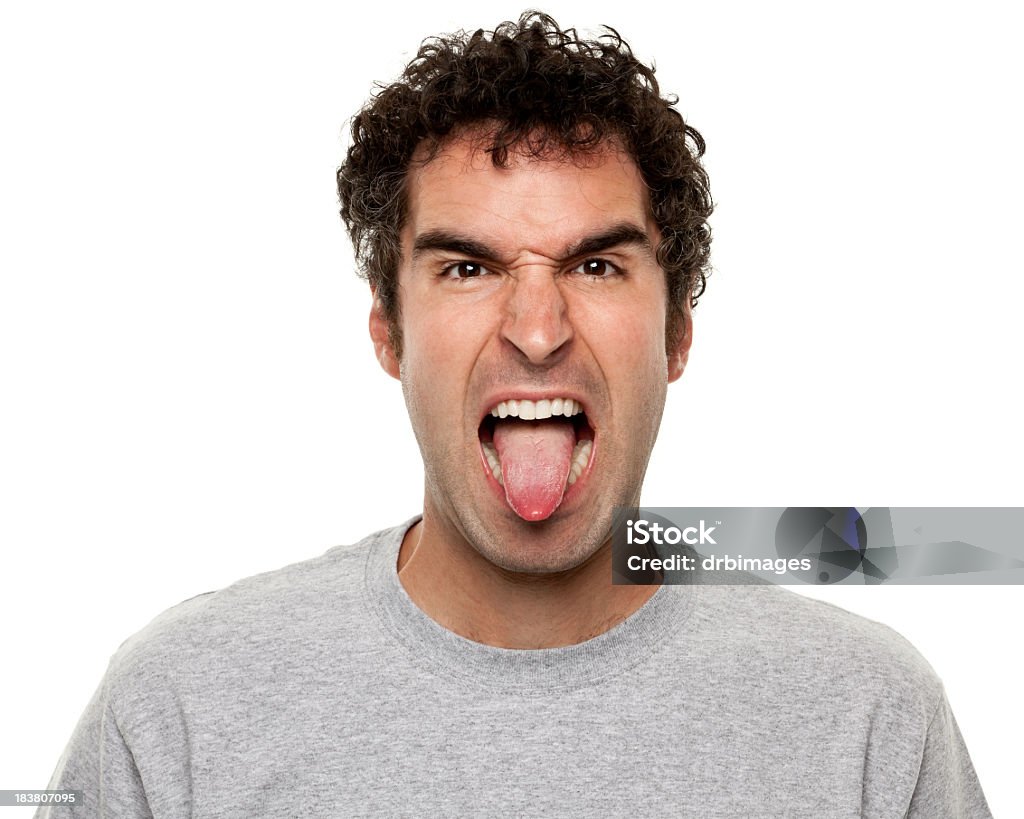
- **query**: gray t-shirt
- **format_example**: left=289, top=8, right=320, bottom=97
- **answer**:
left=39, top=519, right=992, bottom=817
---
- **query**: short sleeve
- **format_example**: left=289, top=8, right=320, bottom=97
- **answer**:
left=35, top=675, right=153, bottom=819
left=906, top=692, right=992, bottom=818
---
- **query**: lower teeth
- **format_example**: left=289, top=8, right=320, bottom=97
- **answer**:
left=567, top=438, right=592, bottom=484
left=481, top=442, right=503, bottom=485
left=481, top=439, right=592, bottom=488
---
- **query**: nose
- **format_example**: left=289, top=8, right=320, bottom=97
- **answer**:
left=501, top=269, right=573, bottom=366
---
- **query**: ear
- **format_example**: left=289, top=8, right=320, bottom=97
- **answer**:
left=667, top=304, right=693, bottom=384
left=369, top=289, right=401, bottom=380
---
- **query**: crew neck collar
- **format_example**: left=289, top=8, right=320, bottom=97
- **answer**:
left=364, top=517, right=697, bottom=694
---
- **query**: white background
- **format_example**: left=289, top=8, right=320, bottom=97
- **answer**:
left=2, top=1, right=1021, bottom=815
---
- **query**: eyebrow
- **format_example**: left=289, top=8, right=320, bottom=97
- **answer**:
left=411, top=222, right=655, bottom=265
left=412, top=232, right=496, bottom=262
left=564, top=223, right=655, bottom=260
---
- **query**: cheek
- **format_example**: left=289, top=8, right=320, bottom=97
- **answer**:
left=396, top=308, right=449, bottom=428
left=397, top=299, right=493, bottom=418
left=580, top=298, right=668, bottom=375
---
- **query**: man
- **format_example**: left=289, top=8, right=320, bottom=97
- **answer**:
left=40, top=13, right=990, bottom=817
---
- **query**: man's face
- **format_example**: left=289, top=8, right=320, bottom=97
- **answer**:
left=371, top=132, right=690, bottom=574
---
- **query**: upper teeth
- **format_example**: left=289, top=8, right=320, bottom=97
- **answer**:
left=489, top=398, right=583, bottom=420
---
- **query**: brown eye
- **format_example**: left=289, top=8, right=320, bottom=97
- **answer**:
left=443, top=261, right=489, bottom=279
left=573, top=258, right=618, bottom=277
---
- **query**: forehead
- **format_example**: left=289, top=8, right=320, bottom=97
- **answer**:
left=403, top=135, right=655, bottom=255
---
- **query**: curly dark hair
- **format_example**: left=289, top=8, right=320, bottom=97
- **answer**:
left=337, top=11, right=712, bottom=358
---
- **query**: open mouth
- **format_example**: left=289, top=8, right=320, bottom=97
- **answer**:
left=478, top=398, right=596, bottom=522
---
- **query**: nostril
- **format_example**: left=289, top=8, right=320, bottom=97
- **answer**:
left=501, top=316, right=574, bottom=366
left=501, top=279, right=573, bottom=363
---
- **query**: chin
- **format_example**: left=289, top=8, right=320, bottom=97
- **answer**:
left=466, top=513, right=612, bottom=577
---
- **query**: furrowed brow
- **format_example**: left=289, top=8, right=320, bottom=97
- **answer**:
left=411, top=231, right=501, bottom=263
left=410, top=223, right=655, bottom=265
left=563, top=223, right=655, bottom=260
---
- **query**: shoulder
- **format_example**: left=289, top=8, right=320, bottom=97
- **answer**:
left=100, top=522, right=407, bottom=707
left=691, top=583, right=945, bottom=721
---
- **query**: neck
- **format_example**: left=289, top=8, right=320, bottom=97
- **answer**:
left=396, top=516, right=659, bottom=649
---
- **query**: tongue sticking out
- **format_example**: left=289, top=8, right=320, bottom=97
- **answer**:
left=491, top=419, right=576, bottom=521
